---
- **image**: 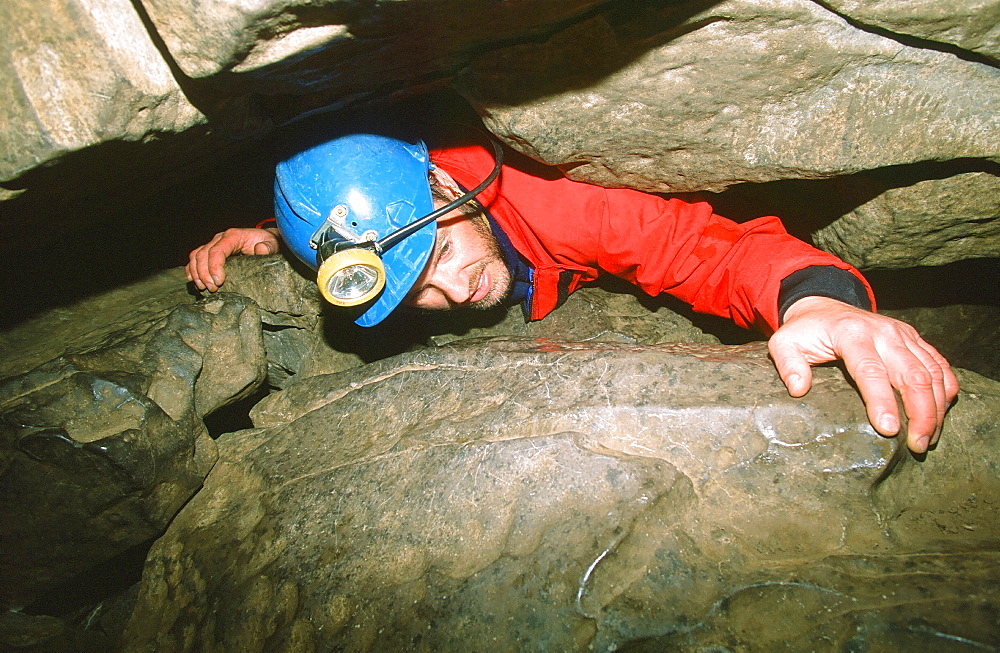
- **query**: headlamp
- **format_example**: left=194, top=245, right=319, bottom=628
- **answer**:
left=316, top=246, right=386, bottom=306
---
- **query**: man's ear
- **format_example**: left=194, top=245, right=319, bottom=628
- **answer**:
left=429, top=166, right=465, bottom=200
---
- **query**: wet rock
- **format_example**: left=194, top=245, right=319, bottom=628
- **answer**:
left=119, top=339, right=1000, bottom=651
left=0, top=282, right=267, bottom=609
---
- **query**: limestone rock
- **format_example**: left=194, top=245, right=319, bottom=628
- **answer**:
left=0, top=0, right=213, bottom=220
left=0, top=0, right=204, bottom=179
left=136, top=0, right=604, bottom=86
left=0, top=287, right=267, bottom=609
left=425, top=281, right=720, bottom=350
left=825, top=0, right=1000, bottom=61
left=458, top=0, right=1000, bottom=194
left=120, top=339, right=1000, bottom=651
left=216, top=254, right=723, bottom=385
left=812, top=171, right=1000, bottom=268
left=0, top=268, right=194, bottom=380
left=0, top=0, right=606, bottom=231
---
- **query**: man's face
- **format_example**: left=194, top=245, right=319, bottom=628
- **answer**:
left=403, top=209, right=512, bottom=311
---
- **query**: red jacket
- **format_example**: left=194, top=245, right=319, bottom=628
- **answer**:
left=431, top=144, right=875, bottom=333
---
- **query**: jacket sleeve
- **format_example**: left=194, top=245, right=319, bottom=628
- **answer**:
left=592, top=186, right=875, bottom=332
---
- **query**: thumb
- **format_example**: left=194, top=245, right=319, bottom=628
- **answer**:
left=769, top=339, right=813, bottom=398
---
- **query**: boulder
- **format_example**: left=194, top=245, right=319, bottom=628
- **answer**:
left=0, top=251, right=727, bottom=618
left=458, top=0, right=1000, bottom=194
left=4, top=0, right=998, bottom=279
left=119, top=338, right=1000, bottom=651
left=824, top=0, right=1000, bottom=61
left=0, top=0, right=604, bottom=227
left=812, top=171, right=1000, bottom=268
left=0, top=270, right=266, bottom=610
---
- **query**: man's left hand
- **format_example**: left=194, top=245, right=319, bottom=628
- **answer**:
left=768, top=296, right=959, bottom=454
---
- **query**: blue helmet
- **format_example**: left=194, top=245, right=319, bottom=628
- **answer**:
left=273, top=133, right=436, bottom=327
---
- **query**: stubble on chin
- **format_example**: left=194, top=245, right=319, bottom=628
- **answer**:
left=468, top=219, right=513, bottom=311
left=470, top=260, right=512, bottom=310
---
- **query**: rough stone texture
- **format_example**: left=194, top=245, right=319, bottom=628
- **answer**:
left=0, top=0, right=204, bottom=181
left=216, top=254, right=723, bottom=385
left=137, top=0, right=603, bottom=87
left=0, top=247, right=729, bottom=623
left=825, top=0, right=1000, bottom=61
left=0, top=0, right=217, bottom=226
left=812, top=171, right=1000, bottom=268
left=459, top=0, right=1000, bottom=194
left=119, top=339, right=1000, bottom=651
left=0, top=0, right=602, bottom=228
left=0, top=274, right=268, bottom=610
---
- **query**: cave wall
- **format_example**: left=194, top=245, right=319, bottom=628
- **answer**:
left=2, top=3, right=1000, bottom=648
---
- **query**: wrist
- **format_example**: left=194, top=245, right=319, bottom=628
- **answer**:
left=778, top=265, right=873, bottom=324
left=782, top=295, right=858, bottom=323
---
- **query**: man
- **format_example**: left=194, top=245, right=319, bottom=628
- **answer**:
left=187, top=132, right=958, bottom=454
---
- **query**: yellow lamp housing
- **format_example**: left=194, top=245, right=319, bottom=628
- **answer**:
left=316, top=247, right=386, bottom=307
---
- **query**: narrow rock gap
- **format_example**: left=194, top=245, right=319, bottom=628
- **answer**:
left=809, top=0, right=1000, bottom=67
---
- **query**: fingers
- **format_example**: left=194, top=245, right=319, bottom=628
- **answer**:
left=187, top=231, right=229, bottom=292
left=836, top=328, right=957, bottom=453
left=900, top=336, right=958, bottom=449
left=772, top=297, right=958, bottom=455
left=837, top=346, right=902, bottom=437
left=768, top=337, right=815, bottom=398
left=184, top=228, right=280, bottom=292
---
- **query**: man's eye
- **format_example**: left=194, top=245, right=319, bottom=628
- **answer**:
left=439, top=240, right=451, bottom=260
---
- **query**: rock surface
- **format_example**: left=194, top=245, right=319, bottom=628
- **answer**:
left=825, top=0, right=1000, bottom=61
left=1, top=254, right=997, bottom=650
left=0, top=254, right=721, bottom=621
left=812, top=171, right=1000, bottom=268
left=0, top=269, right=266, bottom=610
left=119, top=338, right=1000, bottom=651
left=460, top=0, right=999, bottom=192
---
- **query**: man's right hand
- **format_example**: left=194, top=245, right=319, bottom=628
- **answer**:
left=186, top=227, right=280, bottom=292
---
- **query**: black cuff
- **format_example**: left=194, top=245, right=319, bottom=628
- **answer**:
left=778, top=265, right=872, bottom=324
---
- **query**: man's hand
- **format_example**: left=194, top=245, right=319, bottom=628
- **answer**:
left=768, top=296, right=958, bottom=454
left=185, top=227, right=280, bottom=292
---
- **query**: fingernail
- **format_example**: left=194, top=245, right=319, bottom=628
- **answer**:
left=212, top=275, right=222, bottom=286
left=879, top=414, right=899, bottom=434
left=916, top=435, right=930, bottom=453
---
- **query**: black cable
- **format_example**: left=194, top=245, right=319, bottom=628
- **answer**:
left=375, top=130, right=503, bottom=252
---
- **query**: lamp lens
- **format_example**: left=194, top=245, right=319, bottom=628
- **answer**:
left=327, top=263, right=381, bottom=301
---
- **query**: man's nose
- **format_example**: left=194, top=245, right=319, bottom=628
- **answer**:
left=433, top=267, right=471, bottom=305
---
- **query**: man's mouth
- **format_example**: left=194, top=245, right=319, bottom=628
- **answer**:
left=470, top=266, right=490, bottom=304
